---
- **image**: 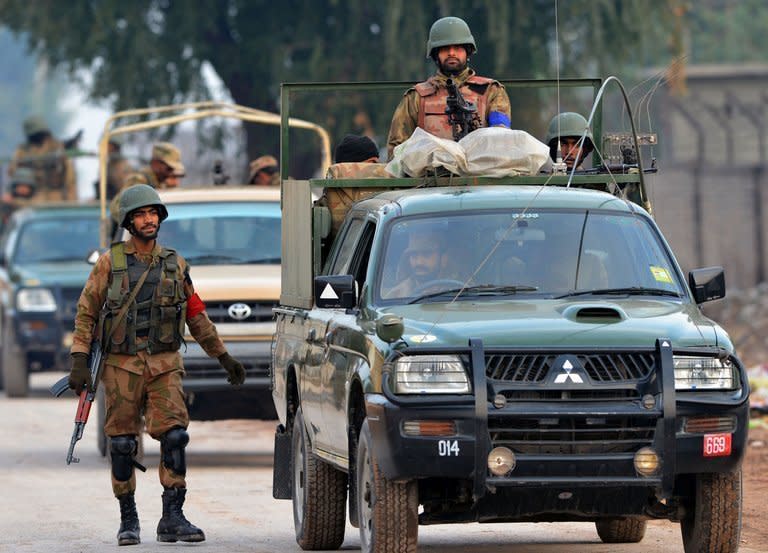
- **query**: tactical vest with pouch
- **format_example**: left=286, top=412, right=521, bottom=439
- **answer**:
left=105, top=242, right=187, bottom=355
left=415, top=75, right=493, bottom=140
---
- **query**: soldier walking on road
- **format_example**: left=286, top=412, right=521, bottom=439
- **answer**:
left=386, top=16, right=512, bottom=159
left=67, top=185, right=246, bottom=546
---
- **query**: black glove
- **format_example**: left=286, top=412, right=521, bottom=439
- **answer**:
left=218, top=352, right=245, bottom=385
left=68, top=353, right=92, bottom=395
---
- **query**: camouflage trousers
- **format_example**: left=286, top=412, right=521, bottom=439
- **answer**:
left=102, top=362, right=189, bottom=497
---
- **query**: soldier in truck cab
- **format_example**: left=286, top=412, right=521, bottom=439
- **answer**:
left=383, top=231, right=450, bottom=299
left=386, top=16, right=511, bottom=159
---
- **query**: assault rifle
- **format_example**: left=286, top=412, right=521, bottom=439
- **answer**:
left=50, top=340, right=105, bottom=464
left=445, top=78, right=480, bottom=141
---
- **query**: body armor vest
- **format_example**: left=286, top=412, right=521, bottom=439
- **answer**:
left=106, top=242, right=187, bottom=355
left=16, top=143, right=68, bottom=190
left=415, top=75, right=493, bottom=140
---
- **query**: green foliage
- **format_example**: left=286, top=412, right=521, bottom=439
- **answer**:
left=0, top=0, right=674, bottom=171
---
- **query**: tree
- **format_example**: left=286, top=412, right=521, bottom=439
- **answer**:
left=0, top=0, right=674, bottom=173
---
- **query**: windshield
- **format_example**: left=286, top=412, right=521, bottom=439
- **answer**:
left=376, top=209, right=685, bottom=303
left=160, top=201, right=281, bottom=265
left=14, top=217, right=100, bottom=264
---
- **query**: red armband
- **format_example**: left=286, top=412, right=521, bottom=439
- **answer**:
left=186, top=293, right=206, bottom=319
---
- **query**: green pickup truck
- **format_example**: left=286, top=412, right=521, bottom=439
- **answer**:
left=270, top=81, right=748, bottom=553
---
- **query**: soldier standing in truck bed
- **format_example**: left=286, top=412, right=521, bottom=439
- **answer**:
left=110, top=142, right=185, bottom=226
left=386, top=16, right=512, bottom=159
left=9, top=116, right=77, bottom=201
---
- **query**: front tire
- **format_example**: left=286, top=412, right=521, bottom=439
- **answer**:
left=680, top=471, right=742, bottom=553
left=2, top=320, right=28, bottom=397
left=357, top=419, right=418, bottom=553
left=595, top=517, right=647, bottom=543
left=291, top=408, right=346, bottom=550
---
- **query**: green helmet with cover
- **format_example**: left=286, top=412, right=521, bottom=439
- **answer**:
left=23, top=115, right=50, bottom=137
left=545, top=112, right=594, bottom=153
left=118, top=184, right=168, bottom=229
left=426, top=16, right=477, bottom=59
left=11, top=167, right=37, bottom=185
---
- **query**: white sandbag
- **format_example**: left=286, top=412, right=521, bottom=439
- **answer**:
left=386, top=127, right=467, bottom=177
left=459, top=127, right=550, bottom=177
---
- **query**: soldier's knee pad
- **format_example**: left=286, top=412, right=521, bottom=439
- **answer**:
left=110, top=435, right=137, bottom=482
left=160, top=427, right=189, bottom=476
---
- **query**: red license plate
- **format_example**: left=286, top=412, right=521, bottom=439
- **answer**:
left=703, top=433, right=732, bottom=457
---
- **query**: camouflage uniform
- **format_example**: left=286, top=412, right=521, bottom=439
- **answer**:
left=71, top=237, right=226, bottom=497
left=387, top=68, right=511, bottom=159
left=9, top=137, right=77, bottom=201
left=319, top=162, right=391, bottom=236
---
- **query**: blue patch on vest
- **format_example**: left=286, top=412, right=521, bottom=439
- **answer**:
left=488, top=112, right=510, bottom=128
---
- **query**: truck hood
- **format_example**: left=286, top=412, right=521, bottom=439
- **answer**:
left=382, top=298, right=721, bottom=350
left=190, top=264, right=280, bottom=301
left=13, top=261, right=93, bottom=288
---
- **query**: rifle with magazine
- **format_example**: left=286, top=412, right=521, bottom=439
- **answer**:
left=50, top=263, right=153, bottom=469
left=445, top=78, right=481, bottom=141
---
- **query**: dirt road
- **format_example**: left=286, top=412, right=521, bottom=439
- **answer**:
left=1, top=373, right=765, bottom=553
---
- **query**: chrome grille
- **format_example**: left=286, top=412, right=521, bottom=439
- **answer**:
left=485, top=352, right=655, bottom=383
left=205, top=301, right=277, bottom=324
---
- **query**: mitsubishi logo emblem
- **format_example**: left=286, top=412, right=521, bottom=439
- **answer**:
left=553, top=359, right=584, bottom=384
left=227, top=303, right=252, bottom=321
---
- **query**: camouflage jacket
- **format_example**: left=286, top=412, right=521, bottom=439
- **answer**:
left=10, top=138, right=77, bottom=202
left=71, top=237, right=226, bottom=375
left=386, top=68, right=511, bottom=160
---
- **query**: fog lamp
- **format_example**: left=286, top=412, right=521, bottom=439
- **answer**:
left=634, top=447, right=660, bottom=476
left=487, top=447, right=516, bottom=476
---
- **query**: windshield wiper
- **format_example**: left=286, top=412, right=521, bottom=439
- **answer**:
left=555, top=287, right=682, bottom=299
left=407, top=284, right=538, bottom=304
left=243, top=257, right=281, bottom=264
left=27, top=255, right=88, bottom=263
left=184, top=254, right=242, bottom=264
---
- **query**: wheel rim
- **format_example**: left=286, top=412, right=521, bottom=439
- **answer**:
left=358, top=441, right=374, bottom=552
left=293, top=430, right=306, bottom=525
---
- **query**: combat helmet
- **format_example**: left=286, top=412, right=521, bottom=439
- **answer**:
left=23, top=115, right=50, bottom=137
left=545, top=112, right=594, bottom=155
left=426, top=17, right=476, bottom=59
left=10, top=167, right=37, bottom=198
left=118, top=184, right=168, bottom=229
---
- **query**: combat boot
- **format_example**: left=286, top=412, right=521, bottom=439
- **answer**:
left=156, top=487, right=206, bottom=543
left=116, top=492, right=140, bottom=546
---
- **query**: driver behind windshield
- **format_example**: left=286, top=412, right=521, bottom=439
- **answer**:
left=384, top=232, right=448, bottom=299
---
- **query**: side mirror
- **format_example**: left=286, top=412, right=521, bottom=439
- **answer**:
left=315, top=275, right=357, bottom=309
left=688, top=266, right=725, bottom=304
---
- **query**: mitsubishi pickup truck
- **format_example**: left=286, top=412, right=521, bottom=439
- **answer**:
left=270, top=80, right=748, bottom=553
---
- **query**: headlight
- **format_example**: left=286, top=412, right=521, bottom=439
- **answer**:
left=673, top=356, right=737, bottom=390
left=16, top=288, right=57, bottom=312
left=393, top=355, right=471, bottom=394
